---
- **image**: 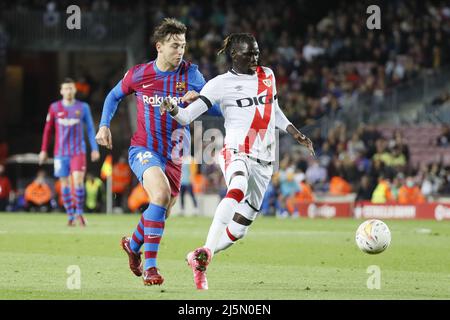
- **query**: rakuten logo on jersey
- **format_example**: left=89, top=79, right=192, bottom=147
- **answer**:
left=57, top=118, right=80, bottom=126
left=143, top=95, right=183, bottom=106
left=236, top=94, right=274, bottom=108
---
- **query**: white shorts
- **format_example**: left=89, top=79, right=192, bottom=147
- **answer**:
left=218, top=148, right=273, bottom=212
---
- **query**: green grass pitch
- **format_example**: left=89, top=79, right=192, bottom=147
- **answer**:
left=0, top=212, right=449, bottom=299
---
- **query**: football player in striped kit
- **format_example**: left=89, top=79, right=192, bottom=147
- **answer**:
left=39, top=78, right=100, bottom=226
left=160, top=33, right=315, bottom=290
left=96, top=18, right=221, bottom=286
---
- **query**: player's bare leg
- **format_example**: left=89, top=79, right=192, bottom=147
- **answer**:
left=140, top=167, right=171, bottom=286
left=72, top=171, right=87, bottom=227
left=165, top=195, right=178, bottom=219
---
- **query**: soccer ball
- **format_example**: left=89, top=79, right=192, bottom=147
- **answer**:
left=355, top=219, right=391, bottom=254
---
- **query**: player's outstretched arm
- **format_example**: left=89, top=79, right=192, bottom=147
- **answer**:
left=39, top=105, right=55, bottom=165
left=83, top=103, right=100, bottom=161
left=182, top=90, right=223, bottom=117
left=96, top=81, right=127, bottom=150
left=274, top=102, right=315, bottom=157
left=160, top=96, right=209, bottom=125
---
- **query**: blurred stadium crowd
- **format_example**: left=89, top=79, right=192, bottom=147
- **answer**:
left=1, top=0, right=450, bottom=215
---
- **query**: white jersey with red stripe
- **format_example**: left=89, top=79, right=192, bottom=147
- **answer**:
left=200, top=66, right=281, bottom=162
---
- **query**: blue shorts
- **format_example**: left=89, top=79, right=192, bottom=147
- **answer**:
left=128, top=146, right=182, bottom=197
left=54, top=154, right=86, bottom=178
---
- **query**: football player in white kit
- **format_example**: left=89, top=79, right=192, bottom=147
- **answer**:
left=160, top=33, right=315, bottom=290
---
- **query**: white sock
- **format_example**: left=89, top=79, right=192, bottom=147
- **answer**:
left=204, top=197, right=239, bottom=256
left=204, top=173, right=247, bottom=257
left=214, top=228, right=235, bottom=254
left=215, top=220, right=249, bottom=254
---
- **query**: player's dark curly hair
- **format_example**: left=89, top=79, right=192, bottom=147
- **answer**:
left=217, top=33, right=256, bottom=57
left=60, top=77, right=75, bottom=86
left=152, top=18, right=187, bottom=44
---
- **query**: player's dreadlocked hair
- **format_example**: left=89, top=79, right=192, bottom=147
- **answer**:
left=152, top=18, right=187, bottom=44
left=217, top=33, right=256, bottom=57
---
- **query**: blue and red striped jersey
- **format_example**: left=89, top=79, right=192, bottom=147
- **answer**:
left=100, top=60, right=221, bottom=161
left=41, top=100, right=99, bottom=157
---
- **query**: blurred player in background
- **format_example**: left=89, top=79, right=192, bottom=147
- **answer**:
left=160, top=33, right=315, bottom=290
left=39, top=78, right=100, bottom=226
left=95, top=18, right=221, bottom=286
